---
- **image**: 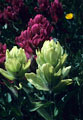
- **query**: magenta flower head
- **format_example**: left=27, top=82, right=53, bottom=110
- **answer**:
left=35, top=0, right=50, bottom=12
left=3, top=6, right=17, bottom=22
left=28, top=14, right=53, bottom=38
left=50, top=0, right=63, bottom=23
left=0, top=43, right=6, bottom=64
left=15, top=29, right=34, bottom=59
left=0, top=0, right=26, bottom=24
left=15, top=14, right=53, bottom=59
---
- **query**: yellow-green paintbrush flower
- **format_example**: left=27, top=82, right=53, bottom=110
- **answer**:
left=36, top=40, right=67, bottom=71
left=25, top=40, right=72, bottom=92
left=0, top=46, right=31, bottom=80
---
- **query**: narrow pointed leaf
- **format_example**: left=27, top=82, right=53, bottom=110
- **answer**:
left=53, top=79, right=72, bottom=92
left=0, top=68, right=15, bottom=80
left=37, top=108, right=53, bottom=120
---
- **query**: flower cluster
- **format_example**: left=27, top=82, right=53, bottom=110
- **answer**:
left=0, top=0, right=28, bottom=24
left=35, top=0, right=63, bottom=23
left=0, top=46, right=31, bottom=80
left=50, top=0, right=63, bottom=23
left=15, top=14, right=53, bottom=58
left=0, top=43, right=6, bottom=64
left=25, top=40, right=72, bottom=92
left=34, top=0, right=50, bottom=12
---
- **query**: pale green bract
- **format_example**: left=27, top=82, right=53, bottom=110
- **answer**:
left=36, top=40, right=64, bottom=67
left=0, top=46, right=31, bottom=80
left=25, top=40, right=72, bottom=92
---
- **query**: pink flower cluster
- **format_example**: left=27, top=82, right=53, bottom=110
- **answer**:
left=34, top=0, right=50, bottom=12
left=50, top=0, right=63, bottom=23
left=15, top=14, right=53, bottom=58
left=0, top=0, right=26, bottom=24
left=0, top=43, right=6, bottom=64
left=35, top=0, right=63, bottom=23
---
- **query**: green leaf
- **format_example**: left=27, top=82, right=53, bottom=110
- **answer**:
left=9, top=86, right=18, bottom=98
left=25, top=73, right=49, bottom=91
left=4, top=93, right=12, bottom=103
left=53, top=79, right=72, bottom=93
left=2, top=79, right=18, bottom=97
left=0, top=68, right=15, bottom=80
left=11, top=107, right=23, bottom=117
left=37, top=108, right=53, bottom=120
left=54, top=106, right=59, bottom=117
left=30, top=101, right=54, bottom=112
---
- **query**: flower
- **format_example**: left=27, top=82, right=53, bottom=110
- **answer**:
left=25, top=40, right=72, bottom=92
left=3, top=6, right=18, bottom=22
left=15, top=29, right=34, bottom=59
left=65, top=13, right=74, bottom=20
left=0, top=46, right=31, bottom=80
left=34, top=0, right=50, bottom=12
left=0, top=43, right=6, bottom=64
left=50, top=0, right=63, bottom=23
left=0, top=0, right=29, bottom=24
left=15, top=14, right=53, bottom=59
left=36, top=40, right=67, bottom=68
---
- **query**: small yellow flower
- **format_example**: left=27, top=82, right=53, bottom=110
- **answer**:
left=65, top=13, right=74, bottom=20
